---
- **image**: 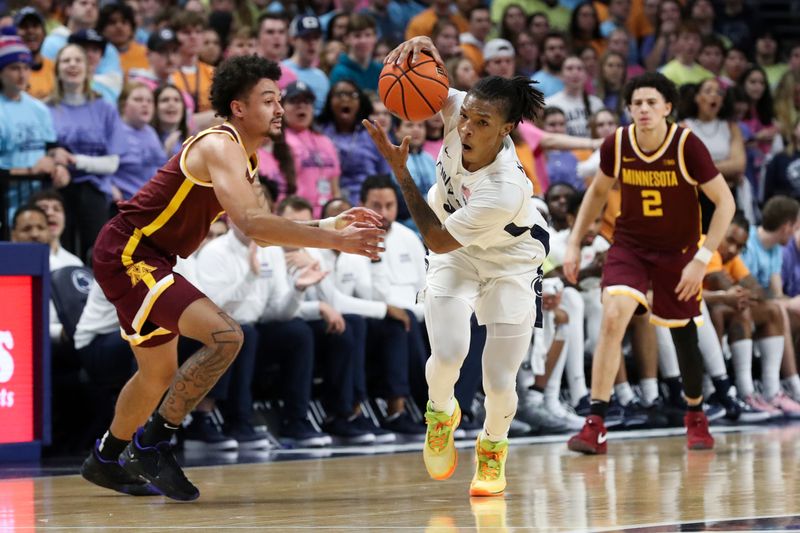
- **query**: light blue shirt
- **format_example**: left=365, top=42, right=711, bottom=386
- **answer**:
left=282, top=59, right=330, bottom=116
left=531, top=70, right=564, bottom=98
left=0, top=92, right=56, bottom=169
left=741, top=225, right=783, bottom=290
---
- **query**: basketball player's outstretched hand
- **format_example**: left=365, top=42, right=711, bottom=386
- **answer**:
left=562, top=242, right=581, bottom=285
left=338, top=223, right=385, bottom=260
left=334, top=206, right=384, bottom=229
left=675, top=259, right=705, bottom=301
left=385, top=36, right=444, bottom=68
left=363, top=119, right=410, bottom=171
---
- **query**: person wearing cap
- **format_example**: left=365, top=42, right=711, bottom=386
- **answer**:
left=128, top=28, right=181, bottom=91
left=256, top=12, right=297, bottom=90
left=282, top=81, right=341, bottom=216
left=40, top=0, right=123, bottom=85
left=97, top=2, right=148, bottom=79
left=68, top=29, right=121, bottom=104
left=0, top=33, right=64, bottom=237
left=283, top=15, right=329, bottom=116
left=14, top=6, right=55, bottom=100
left=482, top=38, right=516, bottom=79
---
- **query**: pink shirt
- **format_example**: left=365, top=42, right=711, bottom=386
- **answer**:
left=286, top=127, right=341, bottom=217
left=279, top=64, right=297, bottom=90
left=256, top=147, right=288, bottom=200
left=423, top=139, right=442, bottom=160
left=517, top=120, right=548, bottom=192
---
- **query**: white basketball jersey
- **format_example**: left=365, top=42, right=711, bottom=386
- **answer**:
left=426, top=89, right=550, bottom=272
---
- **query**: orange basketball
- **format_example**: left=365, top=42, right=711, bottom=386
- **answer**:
left=378, top=51, right=450, bottom=121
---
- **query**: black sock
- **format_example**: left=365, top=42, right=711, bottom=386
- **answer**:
left=140, top=412, right=180, bottom=446
left=529, top=384, right=545, bottom=393
left=711, top=376, right=731, bottom=399
left=664, top=376, right=683, bottom=403
left=687, top=402, right=703, bottom=412
left=97, top=430, right=129, bottom=461
left=669, top=323, right=705, bottom=399
left=589, top=400, right=608, bottom=418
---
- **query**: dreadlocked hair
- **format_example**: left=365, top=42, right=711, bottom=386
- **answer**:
left=469, top=76, right=545, bottom=125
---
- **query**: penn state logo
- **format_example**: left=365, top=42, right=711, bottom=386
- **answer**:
left=71, top=269, right=93, bottom=294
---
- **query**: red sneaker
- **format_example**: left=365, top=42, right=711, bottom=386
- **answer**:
left=567, top=415, right=607, bottom=455
left=685, top=411, right=714, bottom=450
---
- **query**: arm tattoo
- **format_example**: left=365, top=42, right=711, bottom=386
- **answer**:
left=395, top=167, right=445, bottom=248
left=159, top=312, right=242, bottom=423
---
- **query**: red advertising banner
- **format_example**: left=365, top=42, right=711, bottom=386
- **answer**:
left=0, top=277, right=34, bottom=444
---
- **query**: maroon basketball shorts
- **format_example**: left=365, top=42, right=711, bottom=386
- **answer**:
left=92, top=216, right=205, bottom=347
left=600, top=241, right=703, bottom=328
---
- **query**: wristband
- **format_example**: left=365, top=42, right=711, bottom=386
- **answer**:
left=693, top=247, right=713, bottom=265
left=319, top=217, right=336, bottom=230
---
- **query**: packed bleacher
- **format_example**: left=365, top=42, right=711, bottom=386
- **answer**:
left=4, top=0, right=800, bottom=456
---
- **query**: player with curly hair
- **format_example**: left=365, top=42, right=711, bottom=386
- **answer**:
left=80, top=55, right=385, bottom=500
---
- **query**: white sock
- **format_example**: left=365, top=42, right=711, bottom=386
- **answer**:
left=561, top=288, right=589, bottom=404
left=731, top=339, right=754, bottom=397
left=431, top=397, right=456, bottom=416
left=640, top=377, right=659, bottom=406
left=614, top=381, right=635, bottom=406
left=656, top=326, right=681, bottom=378
left=481, top=429, right=504, bottom=443
left=698, top=303, right=727, bottom=376
left=756, top=336, right=784, bottom=399
left=702, top=374, right=714, bottom=398
left=783, top=374, right=800, bottom=399
left=544, top=343, right=567, bottom=405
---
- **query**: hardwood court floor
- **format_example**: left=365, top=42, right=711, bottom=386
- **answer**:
left=4, top=425, right=800, bottom=531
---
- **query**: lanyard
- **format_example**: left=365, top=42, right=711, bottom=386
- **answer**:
left=178, top=67, right=200, bottom=111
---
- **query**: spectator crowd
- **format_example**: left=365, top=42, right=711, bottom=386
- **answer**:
left=5, top=0, right=800, bottom=456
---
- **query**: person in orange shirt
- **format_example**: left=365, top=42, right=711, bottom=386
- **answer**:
left=14, top=7, right=54, bottom=101
left=703, top=212, right=796, bottom=415
left=98, top=3, right=149, bottom=79
left=170, top=11, right=214, bottom=113
left=405, top=0, right=468, bottom=41
left=459, top=5, right=492, bottom=73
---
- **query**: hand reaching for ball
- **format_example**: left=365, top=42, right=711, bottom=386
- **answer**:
left=385, top=36, right=444, bottom=67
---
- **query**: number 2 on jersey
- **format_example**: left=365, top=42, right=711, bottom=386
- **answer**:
left=641, top=189, right=663, bottom=217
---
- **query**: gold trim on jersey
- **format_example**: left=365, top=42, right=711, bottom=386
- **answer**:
left=650, top=314, right=704, bottom=328
left=120, top=326, right=173, bottom=346
left=221, top=122, right=259, bottom=180
left=613, top=127, right=623, bottom=178
left=628, top=123, right=678, bottom=163
left=131, top=274, right=175, bottom=334
left=179, top=127, right=236, bottom=187
left=605, top=285, right=649, bottom=309
left=676, top=129, right=697, bottom=186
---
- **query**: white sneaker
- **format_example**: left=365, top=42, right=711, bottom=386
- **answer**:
left=544, top=400, right=586, bottom=431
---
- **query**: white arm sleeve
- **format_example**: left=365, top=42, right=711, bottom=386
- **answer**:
left=74, top=154, right=120, bottom=175
left=441, top=88, right=466, bottom=136
left=443, top=180, right=524, bottom=249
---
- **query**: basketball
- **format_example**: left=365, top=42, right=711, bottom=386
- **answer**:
left=378, top=51, right=450, bottom=122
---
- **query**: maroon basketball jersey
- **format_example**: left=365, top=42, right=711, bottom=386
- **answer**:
left=117, top=123, right=258, bottom=258
left=599, top=123, right=719, bottom=251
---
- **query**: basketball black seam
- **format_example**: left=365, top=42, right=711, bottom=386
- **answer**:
left=406, top=69, right=450, bottom=92
left=399, top=76, right=409, bottom=120
left=401, top=72, right=437, bottom=114
left=378, top=59, right=434, bottom=101
left=378, top=59, right=440, bottom=116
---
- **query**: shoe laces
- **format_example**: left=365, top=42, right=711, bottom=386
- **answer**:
left=476, top=442, right=506, bottom=481
left=425, top=411, right=455, bottom=452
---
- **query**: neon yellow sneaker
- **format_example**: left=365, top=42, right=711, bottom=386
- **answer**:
left=423, top=400, right=461, bottom=480
left=469, top=436, right=508, bottom=497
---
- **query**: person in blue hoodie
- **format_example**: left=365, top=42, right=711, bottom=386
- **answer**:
left=329, top=13, right=383, bottom=92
